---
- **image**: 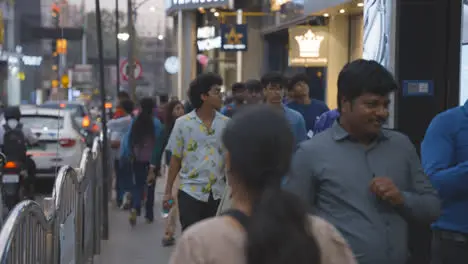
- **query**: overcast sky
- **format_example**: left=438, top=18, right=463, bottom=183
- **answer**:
left=84, top=0, right=167, bottom=36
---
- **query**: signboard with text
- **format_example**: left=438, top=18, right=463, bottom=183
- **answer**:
left=220, top=24, right=248, bottom=52
left=165, top=0, right=232, bottom=13
left=288, top=26, right=328, bottom=67
left=197, top=26, right=221, bottom=51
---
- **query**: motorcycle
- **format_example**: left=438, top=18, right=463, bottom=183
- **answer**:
left=0, top=153, right=28, bottom=212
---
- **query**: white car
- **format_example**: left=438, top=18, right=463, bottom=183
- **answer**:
left=20, top=107, right=86, bottom=178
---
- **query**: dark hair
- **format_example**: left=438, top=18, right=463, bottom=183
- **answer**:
left=189, top=73, right=223, bottom=109
left=288, top=73, right=309, bottom=91
left=164, top=100, right=183, bottom=135
left=231, top=82, right=245, bottom=93
left=120, top=99, right=134, bottom=114
left=337, top=59, right=397, bottom=110
left=222, top=105, right=321, bottom=264
left=245, top=79, right=262, bottom=93
left=130, top=97, right=155, bottom=146
left=260, top=72, right=286, bottom=88
left=117, top=91, right=130, bottom=100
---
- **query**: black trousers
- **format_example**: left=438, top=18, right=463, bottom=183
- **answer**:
left=431, top=230, right=468, bottom=264
left=25, top=156, right=36, bottom=199
left=178, top=190, right=220, bottom=231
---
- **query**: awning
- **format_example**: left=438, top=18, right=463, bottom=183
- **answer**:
left=304, top=0, right=352, bottom=14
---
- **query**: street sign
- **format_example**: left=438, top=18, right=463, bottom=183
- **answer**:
left=120, top=59, right=142, bottom=81
left=73, top=64, right=92, bottom=83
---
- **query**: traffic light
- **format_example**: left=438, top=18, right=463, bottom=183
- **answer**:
left=61, top=74, right=69, bottom=88
left=56, top=39, right=67, bottom=54
left=51, top=3, right=60, bottom=27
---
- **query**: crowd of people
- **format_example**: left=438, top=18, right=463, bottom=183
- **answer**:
left=107, top=58, right=466, bottom=264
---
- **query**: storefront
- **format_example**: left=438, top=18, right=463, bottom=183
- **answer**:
left=195, top=13, right=237, bottom=93
left=166, top=0, right=234, bottom=99
left=263, top=0, right=366, bottom=108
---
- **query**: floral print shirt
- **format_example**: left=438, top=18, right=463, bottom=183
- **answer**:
left=167, top=110, right=229, bottom=202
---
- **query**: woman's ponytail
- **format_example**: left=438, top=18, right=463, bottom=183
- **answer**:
left=246, top=188, right=321, bottom=264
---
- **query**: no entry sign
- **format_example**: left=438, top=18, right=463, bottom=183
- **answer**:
left=120, top=59, right=143, bottom=81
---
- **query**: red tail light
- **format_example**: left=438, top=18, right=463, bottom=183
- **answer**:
left=4, top=161, right=17, bottom=169
left=91, top=124, right=99, bottom=133
left=82, top=116, right=90, bottom=128
left=59, top=138, right=76, bottom=148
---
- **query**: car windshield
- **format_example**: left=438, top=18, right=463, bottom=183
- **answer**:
left=21, top=115, right=64, bottom=130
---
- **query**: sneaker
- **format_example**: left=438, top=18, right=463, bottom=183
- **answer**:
left=120, top=192, right=131, bottom=210
left=129, top=209, right=137, bottom=226
left=161, top=236, right=175, bottom=247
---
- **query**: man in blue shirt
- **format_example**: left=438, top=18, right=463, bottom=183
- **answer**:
left=261, top=72, right=307, bottom=145
left=220, top=82, right=246, bottom=117
left=287, top=73, right=329, bottom=138
left=313, top=108, right=340, bottom=135
left=421, top=101, right=468, bottom=263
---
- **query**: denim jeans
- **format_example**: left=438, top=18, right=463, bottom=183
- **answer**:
left=131, top=161, right=155, bottom=220
left=116, top=158, right=132, bottom=205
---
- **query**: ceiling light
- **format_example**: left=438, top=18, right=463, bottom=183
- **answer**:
left=339, top=9, right=345, bottom=13
left=214, top=12, right=219, bottom=17
left=323, top=13, right=329, bottom=17
left=210, top=8, right=216, bottom=12
left=357, top=2, right=364, bottom=7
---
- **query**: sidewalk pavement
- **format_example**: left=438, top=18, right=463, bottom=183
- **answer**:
left=95, top=177, right=176, bottom=264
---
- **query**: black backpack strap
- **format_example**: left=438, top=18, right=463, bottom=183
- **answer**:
left=221, top=209, right=249, bottom=230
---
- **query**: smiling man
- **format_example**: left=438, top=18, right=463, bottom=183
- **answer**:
left=285, top=59, right=440, bottom=264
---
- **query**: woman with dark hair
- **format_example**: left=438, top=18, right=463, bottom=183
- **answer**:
left=121, top=97, right=164, bottom=226
left=149, top=100, right=184, bottom=246
left=170, top=105, right=356, bottom=264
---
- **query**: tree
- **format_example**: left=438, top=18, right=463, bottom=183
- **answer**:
left=85, top=10, right=128, bottom=59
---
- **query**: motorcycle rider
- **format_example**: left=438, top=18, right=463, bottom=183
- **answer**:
left=0, top=106, right=38, bottom=199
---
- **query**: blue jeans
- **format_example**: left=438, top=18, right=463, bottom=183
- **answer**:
left=131, top=161, right=155, bottom=220
left=116, top=159, right=132, bottom=205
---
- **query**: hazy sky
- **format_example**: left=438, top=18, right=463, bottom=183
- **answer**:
left=84, top=0, right=166, bottom=36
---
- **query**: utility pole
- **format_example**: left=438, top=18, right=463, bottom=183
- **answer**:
left=115, top=0, right=120, bottom=96
left=95, top=0, right=110, bottom=240
left=127, top=0, right=137, bottom=102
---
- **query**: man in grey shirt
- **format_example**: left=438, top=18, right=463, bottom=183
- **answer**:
left=285, top=59, right=440, bottom=264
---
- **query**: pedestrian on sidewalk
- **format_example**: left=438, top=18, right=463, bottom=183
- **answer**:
left=245, top=79, right=263, bottom=105
left=149, top=100, right=185, bottom=246
left=422, top=101, right=468, bottom=264
left=170, top=105, right=357, bottom=264
left=286, top=73, right=329, bottom=138
left=220, top=82, right=247, bottom=117
left=108, top=99, right=135, bottom=209
left=163, top=73, right=229, bottom=231
left=284, top=59, right=440, bottom=264
left=261, top=72, right=307, bottom=145
left=121, top=97, right=165, bottom=225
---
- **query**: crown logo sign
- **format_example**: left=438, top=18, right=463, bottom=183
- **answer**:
left=295, top=30, right=324, bottom=58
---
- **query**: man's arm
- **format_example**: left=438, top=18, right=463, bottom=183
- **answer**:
left=400, top=136, right=441, bottom=224
left=421, top=114, right=468, bottom=201
left=283, top=143, right=317, bottom=212
left=164, top=119, right=184, bottom=195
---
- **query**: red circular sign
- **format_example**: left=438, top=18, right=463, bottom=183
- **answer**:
left=120, top=59, right=143, bottom=81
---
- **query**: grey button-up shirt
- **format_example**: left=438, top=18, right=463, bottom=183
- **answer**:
left=285, top=122, right=440, bottom=264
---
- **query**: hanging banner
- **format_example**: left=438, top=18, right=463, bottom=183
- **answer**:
left=288, top=26, right=328, bottom=67
left=220, top=24, right=248, bottom=52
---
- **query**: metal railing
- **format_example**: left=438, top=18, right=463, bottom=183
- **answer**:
left=0, top=137, right=109, bottom=264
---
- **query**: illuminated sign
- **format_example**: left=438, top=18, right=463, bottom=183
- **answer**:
left=196, top=26, right=221, bottom=51
left=220, top=24, right=248, bottom=52
left=288, top=26, right=328, bottom=67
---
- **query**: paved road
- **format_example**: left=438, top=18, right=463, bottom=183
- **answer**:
left=95, top=177, right=176, bottom=264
